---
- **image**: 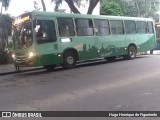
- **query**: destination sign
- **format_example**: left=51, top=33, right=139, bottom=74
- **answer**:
left=14, top=13, right=31, bottom=25
left=156, top=24, right=160, bottom=28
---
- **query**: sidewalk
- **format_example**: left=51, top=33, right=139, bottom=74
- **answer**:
left=0, top=64, right=43, bottom=75
left=0, top=64, right=15, bottom=73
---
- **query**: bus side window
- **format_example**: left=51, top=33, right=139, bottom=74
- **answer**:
left=37, top=26, right=43, bottom=37
left=136, top=21, right=147, bottom=34
left=110, top=20, right=124, bottom=35
left=57, top=17, right=75, bottom=37
left=124, top=20, right=136, bottom=34
left=35, top=20, right=57, bottom=43
left=94, top=19, right=110, bottom=36
left=75, top=19, right=94, bottom=36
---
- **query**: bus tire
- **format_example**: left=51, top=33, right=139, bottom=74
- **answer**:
left=124, top=46, right=137, bottom=60
left=63, top=51, right=76, bottom=69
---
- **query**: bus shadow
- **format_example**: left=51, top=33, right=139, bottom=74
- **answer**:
left=17, top=55, right=147, bottom=76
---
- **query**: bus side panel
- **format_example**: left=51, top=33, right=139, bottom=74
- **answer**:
left=136, top=34, right=150, bottom=52
left=148, top=34, right=157, bottom=50
left=77, top=36, right=97, bottom=60
left=59, top=36, right=97, bottom=61
left=126, top=34, right=149, bottom=53
left=36, top=42, right=63, bottom=66
left=125, top=34, right=137, bottom=50
left=95, top=35, right=126, bottom=57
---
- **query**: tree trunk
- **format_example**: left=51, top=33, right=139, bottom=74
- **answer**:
left=1, top=5, right=2, bottom=14
left=87, top=0, right=100, bottom=14
left=65, top=0, right=80, bottom=14
left=41, top=0, right=46, bottom=11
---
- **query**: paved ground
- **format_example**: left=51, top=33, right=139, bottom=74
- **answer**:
left=1, top=54, right=160, bottom=120
left=0, top=50, right=159, bottom=73
left=0, top=64, right=15, bottom=73
left=0, top=64, right=43, bottom=74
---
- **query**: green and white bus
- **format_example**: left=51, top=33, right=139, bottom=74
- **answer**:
left=12, top=11, right=156, bottom=70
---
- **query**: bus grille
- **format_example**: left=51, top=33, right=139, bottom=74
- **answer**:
left=15, top=54, right=28, bottom=64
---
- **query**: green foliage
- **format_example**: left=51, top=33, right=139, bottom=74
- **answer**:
left=100, top=1, right=123, bottom=16
left=120, top=2, right=137, bottom=17
left=0, top=0, right=10, bottom=12
left=100, top=0, right=160, bottom=17
left=0, top=14, right=13, bottom=35
left=134, top=0, right=158, bottom=17
left=52, top=0, right=62, bottom=11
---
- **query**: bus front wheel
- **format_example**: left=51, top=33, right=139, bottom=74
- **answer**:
left=63, top=51, right=76, bottom=69
left=125, top=46, right=137, bottom=60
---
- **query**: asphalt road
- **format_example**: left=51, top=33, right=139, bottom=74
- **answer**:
left=1, top=55, right=160, bottom=120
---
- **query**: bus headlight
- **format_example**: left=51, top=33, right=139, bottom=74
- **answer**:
left=12, top=54, right=15, bottom=59
left=28, top=52, right=34, bottom=59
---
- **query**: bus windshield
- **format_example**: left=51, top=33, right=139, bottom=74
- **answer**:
left=13, top=22, right=33, bottom=49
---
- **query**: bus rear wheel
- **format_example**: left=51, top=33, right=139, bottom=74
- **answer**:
left=63, top=51, right=76, bottom=69
left=125, top=46, right=137, bottom=60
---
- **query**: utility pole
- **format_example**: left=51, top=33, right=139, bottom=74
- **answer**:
left=145, top=0, right=146, bottom=17
left=0, top=1, right=3, bottom=48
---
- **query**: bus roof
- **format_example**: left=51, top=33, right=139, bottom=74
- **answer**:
left=24, top=10, right=154, bottom=22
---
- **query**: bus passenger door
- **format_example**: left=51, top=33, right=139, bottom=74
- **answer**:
left=34, top=19, right=60, bottom=66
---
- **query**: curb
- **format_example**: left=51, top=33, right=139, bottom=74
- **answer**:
left=0, top=67, right=43, bottom=76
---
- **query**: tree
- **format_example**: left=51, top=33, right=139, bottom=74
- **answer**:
left=0, top=0, right=11, bottom=64
left=34, top=1, right=41, bottom=11
left=41, top=0, right=46, bottom=11
left=87, top=0, right=100, bottom=14
left=0, top=0, right=10, bottom=14
left=34, top=0, right=46, bottom=11
left=100, top=1, right=123, bottom=16
left=134, top=0, right=159, bottom=17
left=0, top=14, right=12, bottom=48
left=120, top=1, right=137, bottom=17
left=51, top=0, right=100, bottom=14
left=102, top=0, right=160, bottom=17
left=0, top=0, right=11, bottom=49
left=0, top=14, right=12, bottom=64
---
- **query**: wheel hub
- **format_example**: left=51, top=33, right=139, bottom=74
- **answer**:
left=67, top=56, right=74, bottom=64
